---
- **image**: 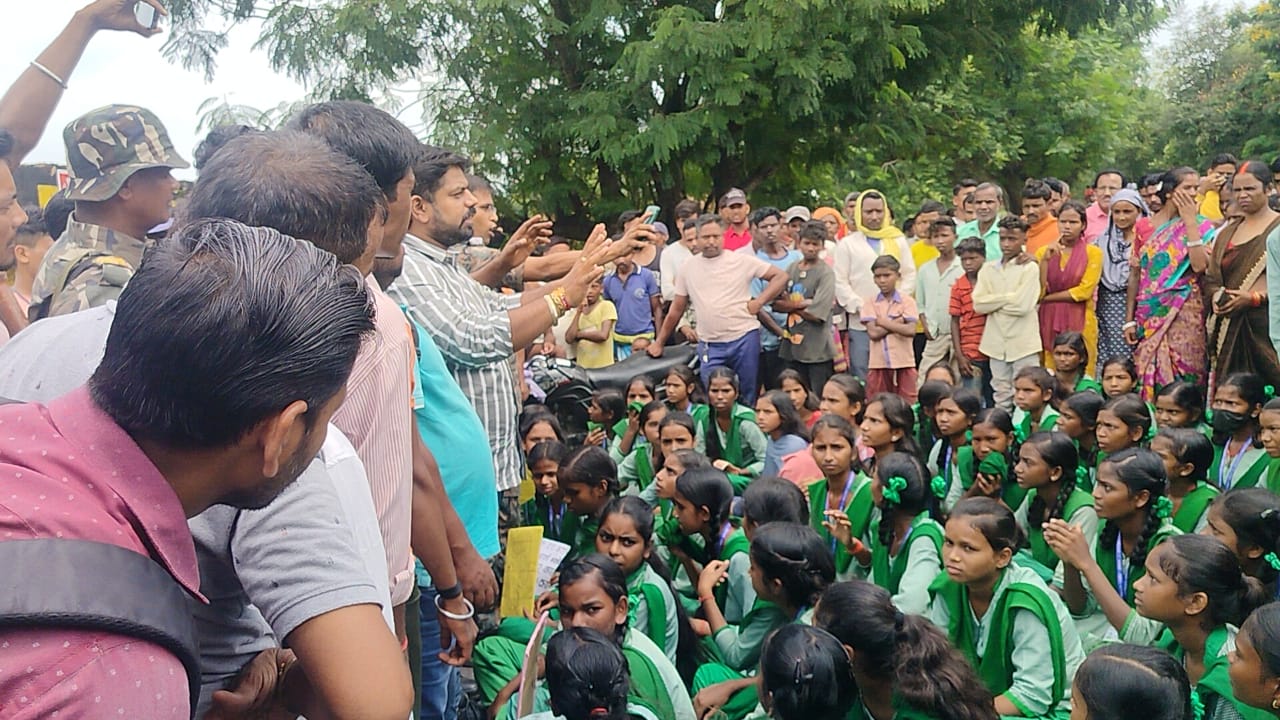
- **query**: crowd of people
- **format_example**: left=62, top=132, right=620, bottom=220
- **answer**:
left=11, top=3, right=1280, bottom=720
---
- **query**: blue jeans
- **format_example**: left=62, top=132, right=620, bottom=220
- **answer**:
left=419, top=586, right=462, bottom=720
left=700, top=329, right=762, bottom=405
left=847, top=329, right=870, bottom=383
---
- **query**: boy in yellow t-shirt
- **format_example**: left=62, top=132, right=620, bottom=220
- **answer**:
left=566, top=278, right=617, bottom=368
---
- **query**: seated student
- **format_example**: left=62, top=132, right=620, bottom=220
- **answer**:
left=741, top=476, right=810, bottom=531
left=757, top=390, right=810, bottom=477
left=700, top=367, right=767, bottom=492
left=1226, top=602, right=1280, bottom=718
left=691, top=523, right=836, bottom=720
left=928, top=498, right=1086, bottom=720
left=617, top=401, right=669, bottom=494
left=560, top=446, right=622, bottom=558
left=806, top=414, right=875, bottom=576
left=664, top=366, right=707, bottom=421
left=1152, top=428, right=1219, bottom=533
left=613, top=375, right=661, bottom=460
left=1058, top=391, right=1105, bottom=490
left=523, top=440, right=577, bottom=544
left=1211, top=373, right=1274, bottom=492
left=859, top=393, right=923, bottom=478
left=913, top=380, right=952, bottom=457
left=1043, top=448, right=1181, bottom=648
left=1155, top=381, right=1210, bottom=438
left=531, top=627, right=660, bottom=720
left=1204, top=488, right=1280, bottom=599
left=948, top=407, right=1025, bottom=511
left=748, top=625, right=859, bottom=720
left=587, top=388, right=628, bottom=452
left=1049, top=331, right=1103, bottom=396
left=1096, top=394, right=1154, bottom=458
left=639, top=413, right=699, bottom=507
left=779, top=374, right=868, bottom=484
left=649, top=449, right=711, bottom=597
left=930, top=387, right=982, bottom=514
left=670, top=467, right=753, bottom=621
left=1100, top=356, right=1140, bottom=400
left=865, top=452, right=945, bottom=614
left=1132, top=535, right=1271, bottom=720
left=595, top=497, right=696, bottom=675
left=778, top=369, right=823, bottom=430
left=1012, top=367, right=1060, bottom=439
left=1012, top=432, right=1098, bottom=576
left=477, top=555, right=695, bottom=720
left=816, top=581, right=999, bottom=720
left=566, top=277, right=617, bottom=369
left=1072, top=644, right=1194, bottom=720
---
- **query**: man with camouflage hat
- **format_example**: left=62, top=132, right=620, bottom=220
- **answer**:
left=27, top=104, right=186, bottom=321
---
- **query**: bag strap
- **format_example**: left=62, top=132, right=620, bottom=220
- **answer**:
left=0, top=539, right=201, bottom=717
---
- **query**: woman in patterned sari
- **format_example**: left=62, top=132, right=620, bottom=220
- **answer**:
left=1126, top=167, right=1211, bottom=400
left=1203, top=160, right=1280, bottom=394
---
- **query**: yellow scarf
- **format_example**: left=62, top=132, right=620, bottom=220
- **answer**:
left=854, top=189, right=906, bottom=259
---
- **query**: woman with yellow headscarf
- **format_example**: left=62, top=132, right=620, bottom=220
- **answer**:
left=831, top=189, right=918, bottom=379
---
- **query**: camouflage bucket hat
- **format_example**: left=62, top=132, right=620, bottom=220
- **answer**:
left=63, top=104, right=189, bottom=202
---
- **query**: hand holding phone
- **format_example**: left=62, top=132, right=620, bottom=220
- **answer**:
left=641, top=205, right=660, bottom=225
left=134, top=1, right=158, bottom=29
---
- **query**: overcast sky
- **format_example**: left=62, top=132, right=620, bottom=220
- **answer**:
left=4, top=2, right=307, bottom=178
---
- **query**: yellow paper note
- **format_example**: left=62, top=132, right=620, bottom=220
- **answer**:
left=518, top=471, right=536, bottom=505
left=500, top=526, right=544, bottom=618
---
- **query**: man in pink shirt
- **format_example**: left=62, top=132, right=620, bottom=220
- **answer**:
left=1083, top=169, right=1126, bottom=244
left=0, top=218, right=374, bottom=718
left=648, top=214, right=787, bottom=403
left=719, top=187, right=753, bottom=251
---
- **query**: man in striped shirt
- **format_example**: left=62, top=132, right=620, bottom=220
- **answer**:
left=389, top=146, right=607, bottom=532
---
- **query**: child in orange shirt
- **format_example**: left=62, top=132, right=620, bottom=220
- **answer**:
left=860, top=255, right=919, bottom=402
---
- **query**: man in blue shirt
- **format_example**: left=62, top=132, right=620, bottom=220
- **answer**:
left=603, top=251, right=663, bottom=359
left=752, top=207, right=802, bottom=391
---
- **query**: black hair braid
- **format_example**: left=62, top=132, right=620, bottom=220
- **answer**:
left=878, top=502, right=898, bottom=549
left=1044, top=469, right=1077, bottom=524
left=1130, top=500, right=1164, bottom=570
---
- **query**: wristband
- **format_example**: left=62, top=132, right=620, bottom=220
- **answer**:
left=550, top=286, right=571, bottom=313
left=437, top=581, right=463, bottom=601
left=434, top=594, right=476, bottom=621
left=29, top=61, right=67, bottom=89
left=846, top=537, right=865, bottom=555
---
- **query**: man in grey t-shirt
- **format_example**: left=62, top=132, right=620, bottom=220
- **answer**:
left=0, top=305, right=402, bottom=717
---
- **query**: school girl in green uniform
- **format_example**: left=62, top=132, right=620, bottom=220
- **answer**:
left=1227, top=603, right=1280, bottom=717
left=610, top=375, right=659, bottom=463
left=816, top=580, right=999, bottom=720
left=928, top=387, right=981, bottom=514
left=665, top=365, right=708, bottom=425
left=928, top=497, right=1086, bottom=720
left=559, top=446, right=621, bottom=559
left=1012, top=432, right=1097, bottom=575
left=1049, top=332, right=1103, bottom=396
left=528, top=627, right=663, bottom=720
left=1012, top=367, right=1060, bottom=439
left=945, top=408, right=1024, bottom=512
left=595, top=497, right=695, bottom=671
left=1155, top=381, right=1211, bottom=439
left=1132, top=534, right=1272, bottom=720
left=1209, top=373, right=1272, bottom=492
left=649, top=449, right=711, bottom=604
left=616, top=401, right=668, bottom=494
left=700, top=367, right=766, bottom=493
left=1203, top=488, right=1280, bottom=599
left=865, top=452, right=944, bottom=614
left=859, top=394, right=922, bottom=479
left=691, top=522, right=835, bottom=720
left=806, top=414, right=874, bottom=576
left=522, top=440, right=579, bottom=545
left=476, top=555, right=695, bottom=720
left=1043, top=448, right=1181, bottom=647
left=1056, top=392, right=1103, bottom=491
left=1256, top=398, right=1280, bottom=493
left=749, top=625, right=859, bottom=720
left=1152, top=428, right=1219, bottom=533
left=1071, top=645, right=1193, bottom=720
left=669, top=467, right=754, bottom=621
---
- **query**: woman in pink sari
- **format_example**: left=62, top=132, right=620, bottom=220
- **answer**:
left=1125, top=168, right=1211, bottom=400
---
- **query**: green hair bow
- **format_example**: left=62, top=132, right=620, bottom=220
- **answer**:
left=930, top=475, right=948, bottom=500
left=1190, top=688, right=1205, bottom=720
left=883, top=475, right=908, bottom=504
left=1075, top=465, right=1089, bottom=486
left=1153, top=495, right=1173, bottom=521
left=1267, top=385, right=1277, bottom=400
left=1266, top=552, right=1280, bottom=572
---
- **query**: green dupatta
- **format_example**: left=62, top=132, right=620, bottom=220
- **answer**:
left=1026, top=488, right=1094, bottom=571
left=870, top=512, right=944, bottom=594
left=627, top=566, right=671, bottom=656
left=928, top=568, right=1069, bottom=711
left=1156, top=626, right=1274, bottom=720
left=1171, top=482, right=1220, bottom=533
left=808, top=473, right=874, bottom=574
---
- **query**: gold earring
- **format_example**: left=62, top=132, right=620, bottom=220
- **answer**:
left=1271, top=697, right=1279, bottom=710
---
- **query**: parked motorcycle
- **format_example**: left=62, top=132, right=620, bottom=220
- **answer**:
left=527, top=344, right=699, bottom=441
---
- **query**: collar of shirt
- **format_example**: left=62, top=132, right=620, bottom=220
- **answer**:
left=47, top=387, right=203, bottom=599
left=64, top=214, right=148, bottom=267
left=403, top=232, right=453, bottom=265
left=876, top=290, right=903, bottom=303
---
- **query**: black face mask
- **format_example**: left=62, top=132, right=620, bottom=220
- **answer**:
left=1212, top=409, right=1250, bottom=435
